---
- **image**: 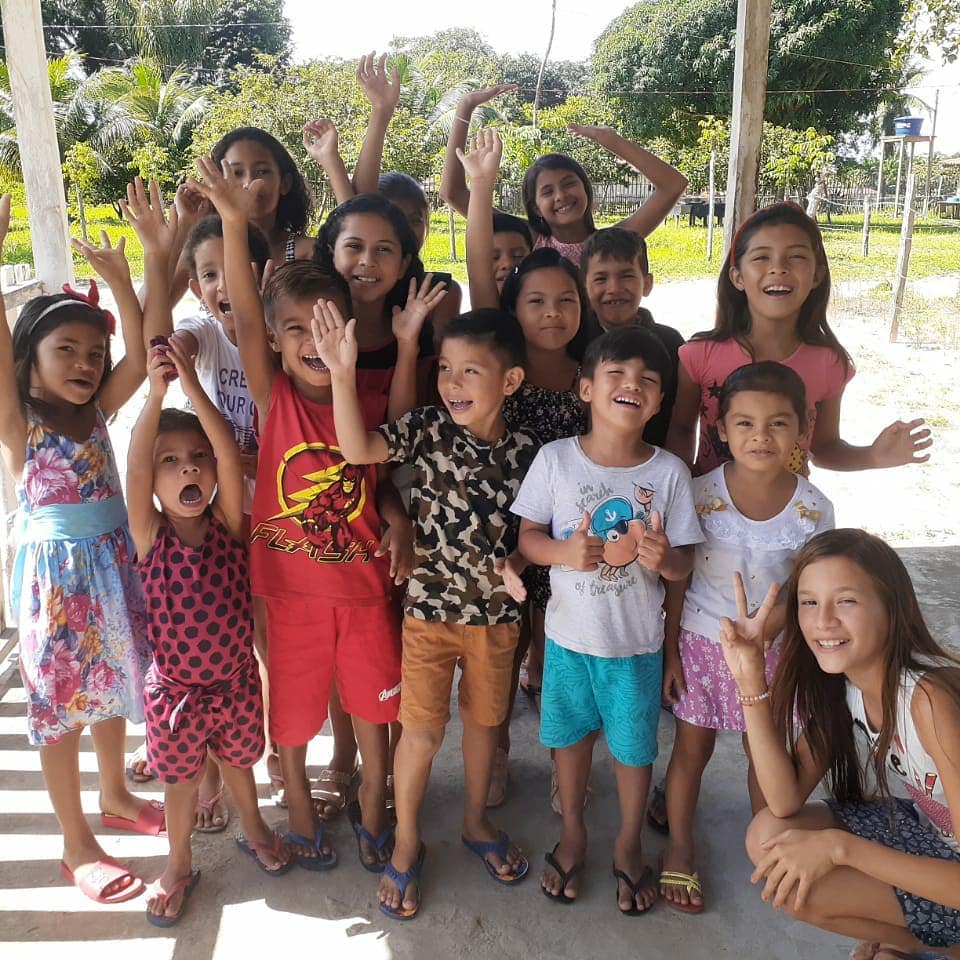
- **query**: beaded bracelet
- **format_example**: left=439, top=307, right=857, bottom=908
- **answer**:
left=736, top=689, right=771, bottom=706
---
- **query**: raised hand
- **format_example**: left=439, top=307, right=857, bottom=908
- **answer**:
left=119, top=177, right=179, bottom=254
left=174, top=181, right=211, bottom=231
left=71, top=232, right=131, bottom=290
left=146, top=344, right=175, bottom=398
left=870, top=417, right=932, bottom=467
left=186, top=156, right=261, bottom=224
left=567, top=123, right=618, bottom=148
left=311, top=298, right=358, bottom=376
left=456, top=128, right=503, bottom=185
left=494, top=553, right=527, bottom=603
left=565, top=511, right=605, bottom=572
left=460, top=83, right=518, bottom=112
left=162, top=334, right=203, bottom=399
left=718, top=572, right=779, bottom=693
left=636, top=510, right=669, bottom=573
left=357, top=52, right=401, bottom=113
left=391, top=274, right=447, bottom=344
left=302, top=119, right=340, bottom=165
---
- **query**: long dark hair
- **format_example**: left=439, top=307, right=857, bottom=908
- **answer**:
left=703, top=202, right=850, bottom=373
left=314, top=194, right=425, bottom=312
left=773, top=528, right=960, bottom=804
left=522, top=153, right=595, bottom=239
left=212, top=126, right=312, bottom=234
left=13, top=295, right=114, bottom=404
left=500, top=248, right=597, bottom=362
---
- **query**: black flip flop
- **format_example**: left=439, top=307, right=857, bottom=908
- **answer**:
left=613, top=863, right=658, bottom=916
left=541, top=843, right=584, bottom=904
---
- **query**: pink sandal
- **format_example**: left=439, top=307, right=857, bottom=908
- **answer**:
left=101, top=798, right=167, bottom=837
left=194, top=788, right=229, bottom=834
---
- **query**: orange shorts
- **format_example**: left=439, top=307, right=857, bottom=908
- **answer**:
left=398, top=616, right=520, bottom=730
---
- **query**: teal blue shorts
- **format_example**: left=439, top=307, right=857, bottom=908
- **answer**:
left=540, top=638, right=662, bottom=767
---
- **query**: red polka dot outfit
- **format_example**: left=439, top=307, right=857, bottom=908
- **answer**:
left=138, top=519, right=263, bottom=784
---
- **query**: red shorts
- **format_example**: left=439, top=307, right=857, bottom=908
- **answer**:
left=264, top=597, right=402, bottom=746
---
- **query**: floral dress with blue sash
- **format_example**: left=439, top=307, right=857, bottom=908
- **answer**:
left=14, top=405, right=149, bottom=745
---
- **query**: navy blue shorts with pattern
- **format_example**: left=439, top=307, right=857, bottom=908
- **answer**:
left=826, top=796, right=960, bottom=948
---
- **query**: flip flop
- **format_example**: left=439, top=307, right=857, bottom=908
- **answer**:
left=347, top=799, right=394, bottom=873
left=194, top=788, right=230, bottom=834
left=125, top=744, right=154, bottom=783
left=235, top=831, right=294, bottom=876
left=60, top=858, right=145, bottom=904
left=311, top=765, right=358, bottom=821
left=646, top=781, right=669, bottom=835
left=379, top=843, right=426, bottom=922
left=461, top=830, right=528, bottom=884
left=658, top=866, right=704, bottom=914
left=853, top=948, right=951, bottom=960
left=541, top=843, right=584, bottom=904
left=145, top=868, right=201, bottom=927
left=613, top=862, right=658, bottom=916
left=100, top=798, right=167, bottom=837
left=285, top=824, right=337, bottom=871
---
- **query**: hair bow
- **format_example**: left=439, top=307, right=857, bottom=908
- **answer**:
left=61, top=278, right=116, bottom=335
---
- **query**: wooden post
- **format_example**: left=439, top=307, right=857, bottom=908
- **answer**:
left=888, top=172, right=916, bottom=343
left=861, top=198, right=871, bottom=257
left=706, top=150, right=716, bottom=261
left=723, top=0, right=772, bottom=256
left=894, top=138, right=905, bottom=216
left=447, top=208, right=457, bottom=262
left=0, top=0, right=74, bottom=290
left=924, top=89, right=939, bottom=216
left=875, top=142, right=885, bottom=212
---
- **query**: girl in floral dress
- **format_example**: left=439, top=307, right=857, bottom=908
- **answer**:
left=0, top=193, right=163, bottom=904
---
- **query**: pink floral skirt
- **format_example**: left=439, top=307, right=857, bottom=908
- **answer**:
left=673, top=628, right=780, bottom=732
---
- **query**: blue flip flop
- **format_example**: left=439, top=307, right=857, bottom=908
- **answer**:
left=347, top=800, right=394, bottom=874
left=285, top=824, right=337, bottom=871
left=461, top=830, right=529, bottom=884
left=235, top=831, right=294, bottom=876
left=379, top=843, right=426, bottom=922
left=146, top=868, right=200, bottom=927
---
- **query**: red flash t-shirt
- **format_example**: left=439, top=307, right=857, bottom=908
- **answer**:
left=249, top=370, right=392, bottom=605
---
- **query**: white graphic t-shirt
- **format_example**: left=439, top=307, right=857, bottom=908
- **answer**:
left=176, top=313, right=257, bottom=511
left=511, top=437, right=703, bottom=658
left=682, top=464, right=834, bottom=641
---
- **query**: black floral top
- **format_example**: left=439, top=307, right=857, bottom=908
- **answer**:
left=503, top=378, right=586, bottom=610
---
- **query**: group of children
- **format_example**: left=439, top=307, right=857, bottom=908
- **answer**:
left=2, top=53, right=958, bottom=960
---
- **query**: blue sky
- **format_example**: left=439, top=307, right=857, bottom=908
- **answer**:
left=282, top=0, right=959, bottom=154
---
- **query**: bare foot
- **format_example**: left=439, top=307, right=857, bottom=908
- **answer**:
left=240, top=821, right=292, bottom=872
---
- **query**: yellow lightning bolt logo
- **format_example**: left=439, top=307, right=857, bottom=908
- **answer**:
left=270, top=441, right=365, bottom=523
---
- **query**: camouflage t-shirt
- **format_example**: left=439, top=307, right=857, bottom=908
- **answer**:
left=377, top=405, right=539, bottom=625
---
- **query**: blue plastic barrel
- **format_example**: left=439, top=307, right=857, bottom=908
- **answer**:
left=893, top=116, right=923, bottom=136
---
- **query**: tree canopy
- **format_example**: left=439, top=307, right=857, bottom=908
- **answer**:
left=592, top=0, right=910, bottom=145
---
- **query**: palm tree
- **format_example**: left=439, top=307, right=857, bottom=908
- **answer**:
left=0, top=52, right=139, bottom=237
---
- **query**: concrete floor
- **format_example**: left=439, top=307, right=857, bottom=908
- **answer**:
left=0, top=546, right=957, bottom=960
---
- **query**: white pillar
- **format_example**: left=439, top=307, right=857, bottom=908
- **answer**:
left=723, top=0, right=772, bottom=257
left=0, top=0, right=74, bottom=290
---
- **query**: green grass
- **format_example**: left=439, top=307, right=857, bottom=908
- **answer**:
left=5, top=202, right=960, bottom=288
